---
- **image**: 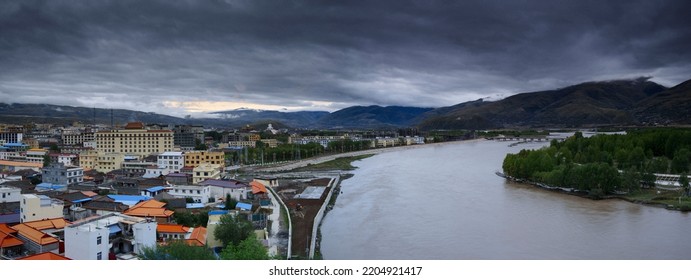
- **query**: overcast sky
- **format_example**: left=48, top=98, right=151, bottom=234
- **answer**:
left=1, top=0, right=690, bottom=117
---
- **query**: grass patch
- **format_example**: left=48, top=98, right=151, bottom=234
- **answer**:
left=291, top=155, right=373, bottom=171
left=622, top=189, right=691, bottom=210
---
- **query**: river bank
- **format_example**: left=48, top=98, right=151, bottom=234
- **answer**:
left=497, top=172, right=691, bottom=211
left=245, top=138, right=485, bottom=173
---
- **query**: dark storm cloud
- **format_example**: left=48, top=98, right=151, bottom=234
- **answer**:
left=1, top=0, right=690, bottom=116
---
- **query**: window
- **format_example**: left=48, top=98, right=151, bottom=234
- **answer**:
left=97, top=236, right=102, bottom=245
left=97, top=252, right=102, bottom=260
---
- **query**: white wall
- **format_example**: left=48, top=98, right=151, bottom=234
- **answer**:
left=0, top=186, right=21, bottom=203
left=65, top=224, right=110, bottom=260
left=132, top=221, right=157, bottom=255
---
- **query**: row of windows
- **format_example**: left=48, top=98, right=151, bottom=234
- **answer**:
left=178, top=189, right=202, bottom=194
left=96, top=134, right=172, bottom=138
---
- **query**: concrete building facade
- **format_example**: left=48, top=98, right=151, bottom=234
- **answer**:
left=65, top=213, right=157, bottom=260
left=95, top=122, right=174, bottom=157
left=20, top=194, right=64, bottom=223
left=42, top=162, right=84, bottom=186
left=184, top=150, right=225, bottom=168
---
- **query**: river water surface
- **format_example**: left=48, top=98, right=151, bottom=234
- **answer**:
left=320, top=140, right=691, bottom=259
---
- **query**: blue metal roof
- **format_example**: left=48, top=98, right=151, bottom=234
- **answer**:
left=2, top=143, right=28, bottom=147
left=208, top=210, right=229, bottom=215
left=107, top=195, right=150, bottom=201
left=36, top=183, right=65, bottom=190
left=186, top=203, right=205, bottom=209
left=146, top=186, right=166, bottom=192
left=236, top=202, right=252, bottom=211
left=71, top=198, right=92, bottom=203
left=108, top=224, right=122, bottom=234
left=107, top=195, right=150, bottom=206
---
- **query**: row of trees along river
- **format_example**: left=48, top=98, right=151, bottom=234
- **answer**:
left=502, top=128, right=691, bottom=201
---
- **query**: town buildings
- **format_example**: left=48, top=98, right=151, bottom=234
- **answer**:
left=95, top=122, right=174, bottom=157
left=172, top=125, right=204, bottom=150
left=192, top=163, right=222, bottom=184
left=42, top=162, right=84, bottom=186
left=184, top=150, right=225, bottom=168
left=157, top=151, right=184, bottom=173
left=20, top=194, right=64, bottom=223
left=64, top=213, right=157, bottom=260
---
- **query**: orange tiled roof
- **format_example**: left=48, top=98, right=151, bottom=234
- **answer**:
left=185, top=227, right=207, bottom=247
left=0, top=223, right=17, bottom=234
left=0, top=231, right=24, bottom=248
left=251, top=181, right=268, bottom=194
left=124, top=122, right=145, bottom=129
left=157, top=224, right=189, bottom=234
left=124, top=200, right=174, bottom=218
left=0, top=160, right=43, bottom=168
left=10, top=224, right=59, bottom=246
left=17, top=252, right=71, bottom=260
left=22, top=218, right=70, bottom=230
left=81, top=191, right=98, bottom=197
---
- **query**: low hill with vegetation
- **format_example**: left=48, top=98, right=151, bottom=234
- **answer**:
left=502, top=128, right=691, bottom=209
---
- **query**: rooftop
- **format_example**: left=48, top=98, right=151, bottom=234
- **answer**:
left=250, top=181, right=267, bottom=194
left=157, top=224, right=189, bottom=234
left=0, top=160, right=42, bottom=168
left=124, top=200, right=174, bottom=218
left=10, top=224, right=59, bottom=245
left=199, top=179, right=248, bottom=189
left=185, top=227, right=207, bottom=247
left=16, top=252, right=71, bottom=260
left=22, top=218, right=69, bottom=230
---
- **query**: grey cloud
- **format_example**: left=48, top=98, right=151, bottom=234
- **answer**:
left=0, top=0, right=689, bottom=116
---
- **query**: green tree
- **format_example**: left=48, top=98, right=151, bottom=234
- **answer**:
left=43, top=154, right=51, bottom=167
left=224, top=194, right=238, bottom=210
left=671, top=148, right=690, bottom=173
left=49, top=143, right=60, bottom=153
left=219, top=235, right=269, bottom=260
left=195, top=139, right=208, bottom=151
left=139, top=241, right=216, bottom=260
left=213, top=214, right=254, bottom=247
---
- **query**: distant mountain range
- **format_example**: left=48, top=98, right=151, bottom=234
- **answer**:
left=418, top=77, right=691, bottom=129
left=1, top=77, right=689, bottom=130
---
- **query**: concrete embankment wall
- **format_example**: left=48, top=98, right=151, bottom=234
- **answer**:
left=309, top=175, right=339, bottom=259
left=267, top=186, right=292, bottom=260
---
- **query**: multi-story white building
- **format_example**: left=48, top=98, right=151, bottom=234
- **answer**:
left=192, top=163, right=221, bottom=184
left=20, top=194, right=64, bottom=223
left=0, top=186, right=21, bottom=203
left=61, top=131, right=95, bottom=146
left=157, top=151, right=184, bottom=173
left=95, top=122, right=174, bottom=157
left=198, top=179, right=251, bottom=202
left=42, top=162, right=84, bottom=185
left=65, top=213, right=157, bottom=260
left=227, top=141, right=256, bottom=148
left=49, top=153, right=79, bottom=166
left=289, top=135, right=348, bottom=148
left=0, top=132, right=23, bottom=144
left=25, top=148, right=47, bottom=163
left=168, top=185, right=211, bottom=203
